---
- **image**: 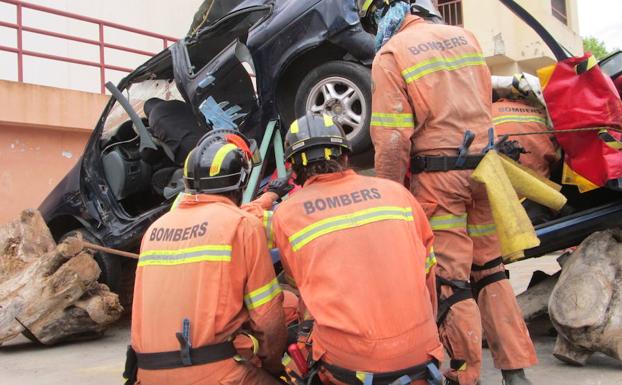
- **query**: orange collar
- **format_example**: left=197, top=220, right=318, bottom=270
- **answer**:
left=178, top=193, right=236, bottom=208
left=398, top=14, right=425, bottom=33
left=305, top=169, right=357, bottom=187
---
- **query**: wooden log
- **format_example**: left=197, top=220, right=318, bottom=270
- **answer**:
left=548, top=229, right=622, bottom=365
left=0, top=210, right=123, bottom=346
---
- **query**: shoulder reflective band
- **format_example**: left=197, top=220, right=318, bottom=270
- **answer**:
left=492, top=115, right=547, bottom=126
left=598, top=128, right=622, bottom=151
left=138, top=245, right=232, bottom=266
left=371, top=112, right=415, bottom=128
left=467, top=223, right=497, bottom=238
left=289, top=206, right=414, bottom=252
left=426, top=247, right=437, bottom=274
left=210, top=144, right=238, bottom=176
left=263, top=211, right=275, bottom=248
left=401, top=53, right=486, bottom=83
left=244, top=277, right=282, bottom=310
left=429, top=214, right=467, bottom=231
left=170, top=192, right=185, bottom=212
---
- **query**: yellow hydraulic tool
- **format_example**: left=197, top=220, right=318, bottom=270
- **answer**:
left=471, top=151, right=567, bottom=262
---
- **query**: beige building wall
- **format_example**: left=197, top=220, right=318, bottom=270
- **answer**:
left=461, top=0, right=583, bottom=75
left=0, top=80, right=109, bottom=224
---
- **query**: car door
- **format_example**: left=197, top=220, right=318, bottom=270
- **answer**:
left=170, top=5, right=272, bottom=143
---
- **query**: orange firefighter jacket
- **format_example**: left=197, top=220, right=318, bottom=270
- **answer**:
left=131, top=194, right=286, bottom=378
left=493, top=98, right=560, bottom=178
left=371, top=15, right=493, bottom=183
left=272, top=170, right=443, bottom=372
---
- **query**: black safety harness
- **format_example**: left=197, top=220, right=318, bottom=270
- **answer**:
left=436, top=257, right=511, bottom=328
left=123, top=318, right=237, bottom=385
left=471, top=257, right=510, bottom=300
left=320, top=360, right=442, bottom=385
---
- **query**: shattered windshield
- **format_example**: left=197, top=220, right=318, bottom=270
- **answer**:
left=101, top=79, right=184, bottom=141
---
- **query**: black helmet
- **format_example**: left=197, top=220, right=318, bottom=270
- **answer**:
left=357, top=0, right=442, bottom=28
left=183, top=130, right=254, bottom=194
left=285, top=112, right=351, bottom=167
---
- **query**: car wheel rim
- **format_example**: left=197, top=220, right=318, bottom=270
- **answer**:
left=305, top=76, right=367, bottom=141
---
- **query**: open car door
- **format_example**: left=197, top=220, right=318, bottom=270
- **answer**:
left=170, top=5, right=271, bottom=142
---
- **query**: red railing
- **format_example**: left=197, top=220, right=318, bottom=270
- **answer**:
left=438, top=0, right=463, bottom=27
left=0, top=0, right=178, bottom=93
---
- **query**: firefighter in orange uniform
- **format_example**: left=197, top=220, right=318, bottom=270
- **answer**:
left=492, top=98, right=559, bottom=178
left=272, top=113, right=444, bottom=385
left=125, top=131, right=287, bottom=385
left=361, top=1, right=537, bottom=384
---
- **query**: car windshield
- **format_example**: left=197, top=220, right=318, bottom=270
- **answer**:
left=101, top=79, right=183, bottom=141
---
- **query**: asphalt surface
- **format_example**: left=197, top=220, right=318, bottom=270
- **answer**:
left=2, top=255, right=622, bottom=385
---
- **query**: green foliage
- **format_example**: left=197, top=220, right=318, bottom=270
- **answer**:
left=583, top=36, right=610, bottom=59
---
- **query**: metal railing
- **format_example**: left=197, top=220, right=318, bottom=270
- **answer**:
left=0, top=0, right=178, bottom=93
left=438, top=0, right=463, bottom=27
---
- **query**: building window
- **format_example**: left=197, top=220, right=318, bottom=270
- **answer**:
left=436, top=0, right=463, bottom=26
left=551, top=0, right=568, bottom=24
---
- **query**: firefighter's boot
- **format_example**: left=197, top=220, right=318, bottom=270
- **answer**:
left=502, top=369, right=533, bottom=385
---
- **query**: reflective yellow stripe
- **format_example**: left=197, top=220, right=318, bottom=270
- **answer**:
left=598, top=128, right=622, bottom=150
left=323, top=114, right=334, bottom=127
left=492, top=115, right=547, bottom=125
left=356, top=371, right=373, bottom=385
left=426, top=247, right=437, bottom=274
left=290, top=120, right=300, bottom=134
left=370, top=112, right=415, bottom=128
left=289, top=206, right=414, bottom=251
left=139, top=245, right=232, bottom=266
left=324, top=147, right=333, bottom=160
left=184, top=149, right=194, bottom=177
left=467, top=223, right=497, bottom=237
left=209, top=144, right=237, bottom=176
left=244, top=278, right=282, bottom=310
left=361, top=0, right=375, bottom=12
left=170, top=192, right=185, bottom=212
left=263, top=211, right=274, bottom=248
left=401, top=53, right=486, bottom=83
left=429, top=214, right=467, bottom=231
left=282, top=353, right=292, bottom=366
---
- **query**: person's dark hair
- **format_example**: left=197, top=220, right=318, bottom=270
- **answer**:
left=223, top=189, right=243, bottom=206
left=292, top=156, right=348, bottom=185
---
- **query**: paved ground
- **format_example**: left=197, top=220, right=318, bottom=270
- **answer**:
left=2, top=255, right=622, bottom=384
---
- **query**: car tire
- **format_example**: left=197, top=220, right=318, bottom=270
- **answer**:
left=60, top=229, right=121, bottom=293
left=294, top=61, right=372, bottom=154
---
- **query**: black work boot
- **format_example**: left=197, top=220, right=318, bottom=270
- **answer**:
left=444, top=379, right=460, bottom=385
left=502, top=369, right=533, bottom=385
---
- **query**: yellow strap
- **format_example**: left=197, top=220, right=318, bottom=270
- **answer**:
left=209, top=144, right=238, bottom=176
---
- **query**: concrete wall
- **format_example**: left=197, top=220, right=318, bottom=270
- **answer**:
left=0, top=80, right=109, bottom=224
left=462, top=0, right=583, bottom=75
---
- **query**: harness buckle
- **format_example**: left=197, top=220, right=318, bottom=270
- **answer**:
left=176, top=318, right=193, bottom=366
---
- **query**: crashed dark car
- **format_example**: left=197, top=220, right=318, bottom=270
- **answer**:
left=39, top=0, right=375, bottom=291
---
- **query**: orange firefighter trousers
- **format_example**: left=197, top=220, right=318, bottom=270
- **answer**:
left=412, top=170, right=537, bottom=385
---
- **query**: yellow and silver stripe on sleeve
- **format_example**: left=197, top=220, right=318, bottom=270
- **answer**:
left=370, top=112, right=415, bottom=128
left=244, top=277, right=282, bottom=310
left=429, top=214, right=467, bottom=231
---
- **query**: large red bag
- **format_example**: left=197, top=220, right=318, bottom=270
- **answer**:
left=540, top=53, right=622, bottom=190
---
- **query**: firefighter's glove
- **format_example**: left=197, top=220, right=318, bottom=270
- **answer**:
left=267, top=177, right=294, bottom=198
left=494, top=135, right=527, bottom=161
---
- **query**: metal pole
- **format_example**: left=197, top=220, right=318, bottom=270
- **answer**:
left=16, top=2, right=23, bottom=82
left=99, top=24, right=105, bottom=94
left=272, top=126, right=287, bottom=178
left=242, top=120, right=276, bottom=203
